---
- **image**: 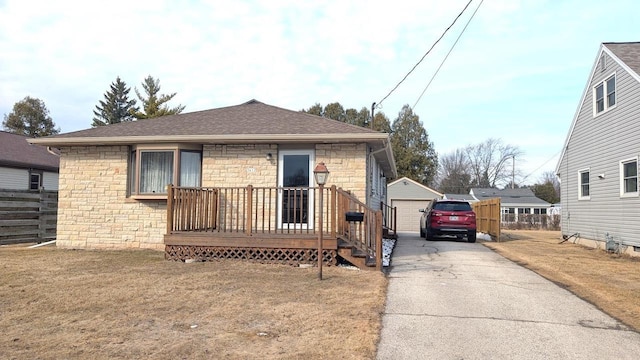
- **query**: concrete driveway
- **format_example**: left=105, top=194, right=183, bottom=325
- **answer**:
left=377, top=233, right=640, bottom=359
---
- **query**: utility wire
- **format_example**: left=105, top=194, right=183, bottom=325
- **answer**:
left=377, top=0, right=473, bottom=108
left=413, top=0, right=484, bottom=108
left=522, top=150, right=562, bottom=181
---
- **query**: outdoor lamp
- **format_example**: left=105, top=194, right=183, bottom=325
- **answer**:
left=313, top=162, right=330, bottom=185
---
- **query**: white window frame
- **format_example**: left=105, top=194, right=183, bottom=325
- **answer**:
left=128, top=144, right=202, bottom=199
left=619, top=157, right=639, bottom=198
left=29, top=171, right=42, bottom=191
left=593, top=72, right=616, bottom=116
left=578, top=168, right=590, bottom=200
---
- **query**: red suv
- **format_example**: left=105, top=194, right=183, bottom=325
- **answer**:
left=419, top=200, right=477, bottom=242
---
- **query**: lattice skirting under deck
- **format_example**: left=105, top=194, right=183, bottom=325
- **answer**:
left=165, top=245, right=337, bottom=266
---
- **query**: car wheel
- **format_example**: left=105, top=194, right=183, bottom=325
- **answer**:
left=426, top=228, right=434, bottom=241
left=467, top=231, right=476, bottom=243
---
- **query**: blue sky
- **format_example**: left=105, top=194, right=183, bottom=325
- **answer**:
left=1, top=0, right=638, bottom=185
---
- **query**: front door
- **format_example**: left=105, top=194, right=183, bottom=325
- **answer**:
left=278, top=150, right=314, bottom=229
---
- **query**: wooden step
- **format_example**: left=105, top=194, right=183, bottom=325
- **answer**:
left=337, top=248, right=377, bottom=270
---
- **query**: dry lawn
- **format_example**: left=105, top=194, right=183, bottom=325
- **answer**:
left=485, top=230, right=640, bottom=331
left=0, top=247, right=387, bottom=360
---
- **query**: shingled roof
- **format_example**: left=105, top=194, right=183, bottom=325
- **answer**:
left=0, top=131, right=59, bottom=172
left=29, top=100, right=396, bottom=176
left=31, top=100, right=385, bottom=143
left=604, top=42, right=640, bottom=77
left=470, top=187, right=550, bottom=206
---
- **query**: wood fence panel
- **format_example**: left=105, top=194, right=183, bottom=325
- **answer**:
left=0, top=190, right=57, bottom=245
left=472, top=198, right=501, bottom=241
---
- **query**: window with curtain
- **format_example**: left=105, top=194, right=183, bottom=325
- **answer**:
left=180, top=151, right=201, bottom=187
left=140, top=151, right=173, bottom=194
left=129, top=145, right=202, bottom=197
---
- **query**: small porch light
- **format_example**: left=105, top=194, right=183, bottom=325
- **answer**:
left=313, top=162, right=330, bottom=185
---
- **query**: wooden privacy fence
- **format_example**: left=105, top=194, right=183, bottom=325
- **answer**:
left=472, top=198, right=501, bottom=241
left=0, top=190, right=57, bottom=245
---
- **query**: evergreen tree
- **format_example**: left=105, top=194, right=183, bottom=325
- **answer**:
left=92, top=77, right=138, bottom=127
left=304, top=103, right=323, bottom=116
left=131, top=75, right=185, bottom=119
left=2, top=96, right=59, bottom=137
left=391, top=105, right=438, bottom=186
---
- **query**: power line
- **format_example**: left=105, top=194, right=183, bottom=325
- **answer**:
left=377, top=0, right=473, bottom=108
left=413, top=0, right=484, bottom=108
left=522, top=150, right=562, bottom=181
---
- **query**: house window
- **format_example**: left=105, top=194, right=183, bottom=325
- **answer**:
left=533, top=208, right=547, bottom=215
left=579, top=169, right=590, bottom=200
left=129, top=145, right=202, bottom=197
left=594, top=73, right=616, bottom=115
left=29, top=171, right=42, bottom=190
left=620, top=158, right=638, bottom=197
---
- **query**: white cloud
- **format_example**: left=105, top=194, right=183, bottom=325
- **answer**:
left=1, top=0, right=639, bottom=185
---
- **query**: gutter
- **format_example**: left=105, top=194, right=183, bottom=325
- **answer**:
left=27, top=133, right=390, bottom=147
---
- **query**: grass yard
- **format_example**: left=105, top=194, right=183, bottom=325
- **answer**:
left=0, top=247, right=387, bottom=360
left=485, top=230, right=640, bottom=332
left=3, top=230, right=639, bottom=359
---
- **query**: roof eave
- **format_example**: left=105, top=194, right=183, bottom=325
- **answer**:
left=28, top=133, right=390, bottom=147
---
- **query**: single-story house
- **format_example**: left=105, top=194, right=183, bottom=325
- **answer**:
left=470, top=187, right=550, bottom=222
left=555, top=42, right=640, bottom=254
left=29, top=100, right=397, bottom=269
left=386, top=176, right=442, bottom=233
left=0, top=130, right=59, bottom=190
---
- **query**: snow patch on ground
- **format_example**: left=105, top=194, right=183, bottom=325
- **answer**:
left=382, top=238, right=397, bottom=267
left=477, top=232, right=493, bottom=241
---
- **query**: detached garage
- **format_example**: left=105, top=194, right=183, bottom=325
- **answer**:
left=387, top=177, right=442, bottom=233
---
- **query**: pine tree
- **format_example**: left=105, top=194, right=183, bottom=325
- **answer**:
left=131, top=75, right=185, bottom=119
left=92, top=77, right=138, bottom=127
left=2, top=96, right=60, bottom=137
left=391, top=105, right=438, bottom=186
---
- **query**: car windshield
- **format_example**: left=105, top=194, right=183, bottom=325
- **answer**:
left=433, top=202, right=472, bottom=211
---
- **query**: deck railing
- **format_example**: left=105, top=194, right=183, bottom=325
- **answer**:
left=380, top=200, right=397, bottom=235
left=167, top=185, right=384, bottom=269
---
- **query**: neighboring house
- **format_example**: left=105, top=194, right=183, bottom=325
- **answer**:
left=0, top=131, right=59, bottom=190
left=442, top=193, right=477, bottom=202
left=29, top=100, right=397, bottom=269
left=387, top=177, right=442, bottom=233
left=556, top=42, right=640, bottom=254
left=470, top=187, right=550, bottom=222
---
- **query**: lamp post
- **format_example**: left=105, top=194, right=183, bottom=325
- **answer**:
left=313, top=162, right=329, bottom=280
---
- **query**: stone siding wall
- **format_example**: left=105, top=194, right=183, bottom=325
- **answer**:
left=316, top=143, right=367, bottom=201
left=57, top=146, right=165, bottom=250
left=56, top=143, right=368, bottom=249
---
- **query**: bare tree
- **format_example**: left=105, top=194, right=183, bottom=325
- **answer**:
left=465, top=138, right=522, bottom=188
left=436, top=149, right=472, bottom=194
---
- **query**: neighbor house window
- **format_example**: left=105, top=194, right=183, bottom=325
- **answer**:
left=594, top=73, right=616, bottom=115
left=620, top=158, right=638, bottom=197
left=129, top=145, right=202, bottom=197
left=29, top=171, right=42, bottom=190
left=579, top=169, right=590, bottom=200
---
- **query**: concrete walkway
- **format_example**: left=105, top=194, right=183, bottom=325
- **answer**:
left=377, top=233, right=640, bottom=359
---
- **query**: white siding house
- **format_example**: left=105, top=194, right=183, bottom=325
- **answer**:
left=0, top=131, right=60, bottom=191
left=556, top=42, right=640, bottom=255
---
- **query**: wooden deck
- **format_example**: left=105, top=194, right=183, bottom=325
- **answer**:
left=164, top=185, right=396, bottom=270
